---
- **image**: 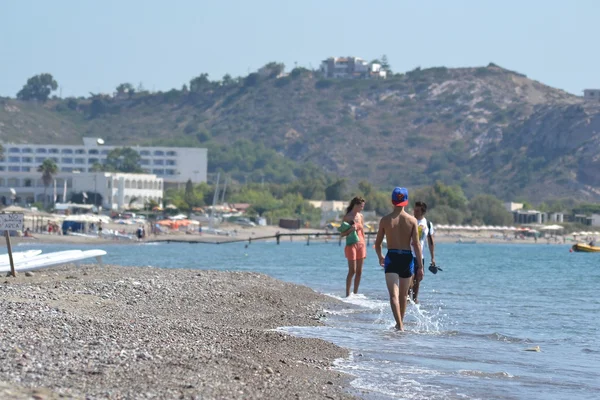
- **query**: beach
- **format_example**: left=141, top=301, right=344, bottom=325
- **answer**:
left=0, top=264, right=356, bottom=399
left=4, top=221, right=558, bottom=247
left=1, top=231, right=597, bottom=399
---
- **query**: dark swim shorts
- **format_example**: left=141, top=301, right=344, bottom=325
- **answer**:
left=384, top=249, right=414, bottom=278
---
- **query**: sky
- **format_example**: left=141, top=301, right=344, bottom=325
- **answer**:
left=1, top=0, right=598, bottom=98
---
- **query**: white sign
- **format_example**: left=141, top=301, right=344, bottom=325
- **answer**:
left=0, top=213, right=24, bottom=231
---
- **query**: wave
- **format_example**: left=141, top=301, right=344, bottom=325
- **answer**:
left=334, top=292, right=389, bottom=310
left=340, top=363, right=458, bottom=400
left=581, top=348, right=599, bottom=354
left=458, top=369, right=515, bottom=379
left=482, top=332, right=530, bottom=343
left=449, top=331, right=531, bottom=344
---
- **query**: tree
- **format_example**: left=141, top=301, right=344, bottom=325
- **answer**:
left=357, top=180, right=375, bottom=198
left=116, top=83, right=135, bottom=98
left=104, top=147, right=143, bottom=173
left=325, top=179, right=347, bottom=201
left=184, top=179, right=195, bottom=209
left=0, top=143, right=4, bottom=160
left=190, top=73, right=210, bottom=92
left=17, top=73, right=58, bottom=102
left=229, top=188, right=279, bottom=216
left=89, top=97, right=107, bottom=118
left=467, top=194, right=513, bottom=226
left=380, top=54, right=392, bottom=74
left=90, top=162, right=104, bottom=172
left=222, top=74, right=233, bottom=86
left=427, top=205, right=466, bottom=225
left=37, top=159, right=58, bottom=208
left=260, top=62, right=285, bottom=78
left=116, top=82, right=134, bottom=93
left=367, top=191, right=391, bottom=217
left=129, top=196, right=140, bottom=209
left=145, top=199, right=159, bottom=211
left=66, top=98, right=78, bottom=110
left=244, top=73, right=260, bottom=87
left=413, top=181, right=468, bottom=211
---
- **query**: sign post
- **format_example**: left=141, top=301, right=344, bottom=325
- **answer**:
left=0, top=212, right=24, bottom=277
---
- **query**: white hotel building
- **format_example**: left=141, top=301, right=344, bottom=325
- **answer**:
left=0, top=137, right=207, bottom=209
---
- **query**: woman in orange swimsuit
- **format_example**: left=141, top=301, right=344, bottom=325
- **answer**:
left=339, top=196, right=366, bottom=297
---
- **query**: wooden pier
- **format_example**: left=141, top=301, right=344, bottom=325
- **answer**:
left=146, top=231, right=379, bottom=246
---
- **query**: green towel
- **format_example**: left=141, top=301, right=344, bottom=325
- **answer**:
left=338, top=221, right=360, bottom=246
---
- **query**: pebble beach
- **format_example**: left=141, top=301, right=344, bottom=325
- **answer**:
left=0, top=264, right=356, bottom=399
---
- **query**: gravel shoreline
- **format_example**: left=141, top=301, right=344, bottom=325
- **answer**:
left=0, top=264, right=358, bottom=399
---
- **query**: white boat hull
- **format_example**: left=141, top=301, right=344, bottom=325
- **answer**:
left=0, top=250, right=107, bottom=273
left=0, top=249, right=43, bottom=264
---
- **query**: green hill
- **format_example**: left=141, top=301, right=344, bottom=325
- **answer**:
left=2, top=63, right=599, bottom=202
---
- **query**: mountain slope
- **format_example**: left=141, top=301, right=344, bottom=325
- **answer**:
left=1, top=64, right=598, bottom=201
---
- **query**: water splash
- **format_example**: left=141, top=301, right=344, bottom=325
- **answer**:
left=404, top=300, right=447, bottom=334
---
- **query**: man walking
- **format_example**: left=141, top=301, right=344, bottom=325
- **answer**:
left=410, top=201, right=435, bottom=304
left=374, top=187, right=423, bottom=331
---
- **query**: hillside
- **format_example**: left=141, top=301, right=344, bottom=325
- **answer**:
left=2, top=63, right=599, bottom=202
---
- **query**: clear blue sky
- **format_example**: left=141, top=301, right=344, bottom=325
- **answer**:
left=1, top=0, right=597, bottom=97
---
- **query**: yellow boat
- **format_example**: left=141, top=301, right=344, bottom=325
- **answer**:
left=572, top=243, right=600, bottom=253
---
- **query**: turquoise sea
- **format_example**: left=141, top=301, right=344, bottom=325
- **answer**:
left=14, top=240, right=600, bottom=399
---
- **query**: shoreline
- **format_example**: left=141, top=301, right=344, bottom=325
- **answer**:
left=2, top=225, right=574, bottom=247
left=0, top=264, right=358, bottom=399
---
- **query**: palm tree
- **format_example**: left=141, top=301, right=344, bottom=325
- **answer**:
left=37, top=158, right=58, bottom=208
left=90, top=162, right=104, bottom=172
left=129, top=196, right=140, bottom=209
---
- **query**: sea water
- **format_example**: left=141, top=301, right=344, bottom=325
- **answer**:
left=13, top=240, right=600, bottom=399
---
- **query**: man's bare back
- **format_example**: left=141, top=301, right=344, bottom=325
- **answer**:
left=378, top=209, right=417, bottom=251
left=374, top=187, right=423, bottom=331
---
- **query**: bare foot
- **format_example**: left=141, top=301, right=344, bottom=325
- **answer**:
left=395, top=324, right=404, bottom=332
left=413, top=299, right=419, bottom=304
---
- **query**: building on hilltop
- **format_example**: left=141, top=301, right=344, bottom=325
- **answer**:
left=320, top=57, right=387, bottom=79
left=583, top=89, right=600, bottom=101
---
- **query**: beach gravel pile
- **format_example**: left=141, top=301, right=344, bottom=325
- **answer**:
left=0, top=264, right=356, bottom=399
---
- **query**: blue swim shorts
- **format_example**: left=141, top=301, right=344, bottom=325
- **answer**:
left=384, top=249, right=414, bottom=278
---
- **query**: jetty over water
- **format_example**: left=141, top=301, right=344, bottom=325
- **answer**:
left=146, top=231, right=380, bottom=246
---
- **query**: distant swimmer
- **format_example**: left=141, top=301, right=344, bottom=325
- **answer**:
left=338, top=196, right=366, bottom=297
left=374, top=187, right=423, bottom=331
